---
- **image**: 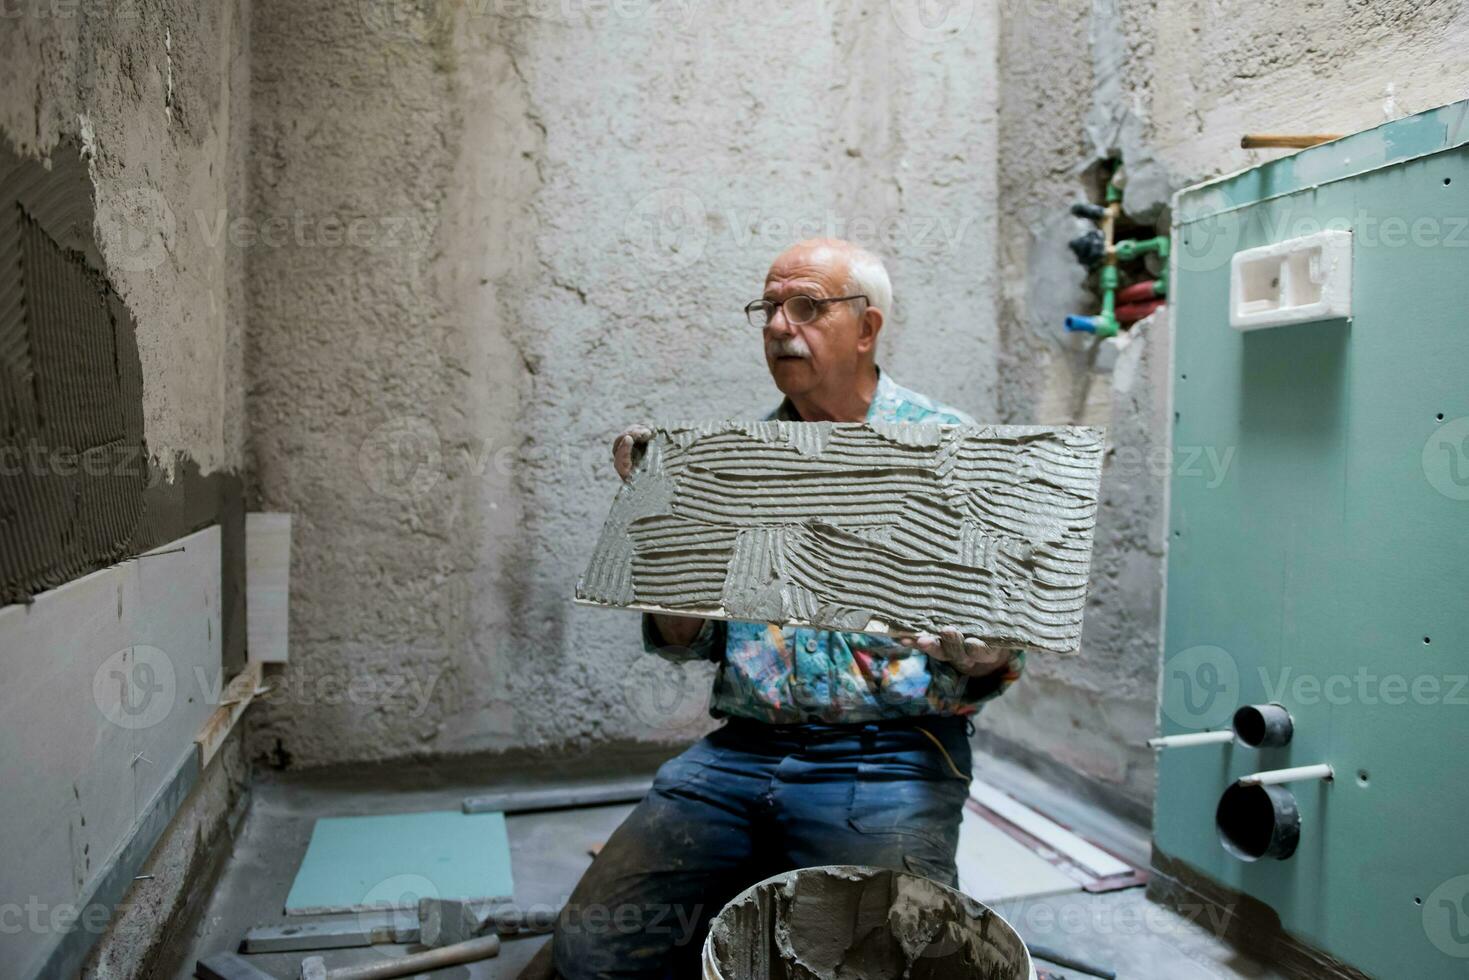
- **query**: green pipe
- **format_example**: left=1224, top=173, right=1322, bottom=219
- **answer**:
left=1113, top=234, right=1171, bottom=298
left=1064, top=171, right=1170, bottom=339
left=1113, top=235, right=1168, bottom=261
left=1093, top=263, right=1120, bottom=338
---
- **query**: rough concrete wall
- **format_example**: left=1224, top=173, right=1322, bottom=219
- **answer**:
left=0, top=0, right=252, bottom=474
left=246, top=0, right=1000, bottom=767
left=985, top=0, right=1469, bottom=820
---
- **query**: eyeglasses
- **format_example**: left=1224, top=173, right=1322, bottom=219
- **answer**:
left=743, top=294, right=868, bottom=328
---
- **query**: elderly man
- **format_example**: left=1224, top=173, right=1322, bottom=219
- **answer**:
left=545, top=239, right=1024, bottom=979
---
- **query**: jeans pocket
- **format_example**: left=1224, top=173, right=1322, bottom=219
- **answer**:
left=847, top=765, right=968, bottom=853
left=651, top=742, right=714, bottom=798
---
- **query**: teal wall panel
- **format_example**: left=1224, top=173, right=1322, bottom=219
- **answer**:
left=1157, top=102, right=1469, bottom=979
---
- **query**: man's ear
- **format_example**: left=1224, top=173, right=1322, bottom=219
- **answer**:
left=856, top=305, right=884, bottom=355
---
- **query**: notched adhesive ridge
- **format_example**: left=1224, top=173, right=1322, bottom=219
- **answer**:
left=0, top=140, right=149, bottom=604
left=576, top=421, right=1104, bottom=654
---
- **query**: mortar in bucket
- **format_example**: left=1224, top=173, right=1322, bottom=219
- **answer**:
left=702, top=865, right=1036, bottom=980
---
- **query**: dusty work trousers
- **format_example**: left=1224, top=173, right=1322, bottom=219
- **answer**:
left=550, top=714, right=973, bottom=980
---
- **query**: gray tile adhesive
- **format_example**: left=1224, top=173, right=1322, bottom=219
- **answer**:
left=0, top=139, right=245, bottom=667
left=576, top=421, right=1104, bottom=654
left=705, top=866, right=1031, bottom=980
left=0, top=139, right=148, bottom=604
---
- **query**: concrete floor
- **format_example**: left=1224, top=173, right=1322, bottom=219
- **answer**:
left=992, top=890, right=1285, bottom=979
left=176, top=772, right=633, bottom=979
left=177, top=765, right=1285, bottom=980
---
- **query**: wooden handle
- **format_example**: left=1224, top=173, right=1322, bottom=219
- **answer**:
left=324, top=933, right=501, bottom=980
left=1241, top=134, right=1343, bottom=149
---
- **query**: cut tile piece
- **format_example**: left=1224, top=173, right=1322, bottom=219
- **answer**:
left=577, top=421, right=1104, bottom=654
left=970, top=780, right=1132, bottom=879
left=246, top=512, right=292, bottom=663
left=285, top=810, right=514, bottom=914
left=956, top=806, right=1084, bottom=903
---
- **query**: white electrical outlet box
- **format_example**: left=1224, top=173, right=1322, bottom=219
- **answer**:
left=1228, top=229, right=1352, bottom=330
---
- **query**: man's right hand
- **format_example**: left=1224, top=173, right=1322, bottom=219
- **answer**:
left=612, top=425, right=654, bottom=481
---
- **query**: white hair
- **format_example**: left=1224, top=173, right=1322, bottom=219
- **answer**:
left=843, top=245, right=893, bottom=321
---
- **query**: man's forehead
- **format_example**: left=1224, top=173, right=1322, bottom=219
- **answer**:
left=765, top=248, right=847, bottom=288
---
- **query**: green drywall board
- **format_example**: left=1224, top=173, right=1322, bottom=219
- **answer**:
left=1157, top=102, right=1469, bottom=979
left=1175, top=100, right=1469, bottom=224
left=285, top=810, right=514, bottom=912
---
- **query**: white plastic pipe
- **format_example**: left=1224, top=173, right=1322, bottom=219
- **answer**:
left=1237, top=763, right=1334, bottom=787
left=1147, top=730, right=1234, bottom=749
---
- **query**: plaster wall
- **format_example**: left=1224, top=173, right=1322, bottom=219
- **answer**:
left=244, top=0, right=1002, bottom=767
left=984, top=0, right=1469, bottom=820
left=0, top=2, right=253, bottom=974
left=0, top=0, right=252, bottom=473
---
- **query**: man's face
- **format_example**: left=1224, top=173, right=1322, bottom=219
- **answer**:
left=761, top=245, right=873, bottom=400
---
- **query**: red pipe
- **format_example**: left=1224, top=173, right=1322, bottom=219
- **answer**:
left=1116, top=298, right=1166, bottom=326
left=1116, top=280, right=1159, bottom=305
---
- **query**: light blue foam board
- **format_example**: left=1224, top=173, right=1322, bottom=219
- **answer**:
left=285, top=810, right=515, bottom=912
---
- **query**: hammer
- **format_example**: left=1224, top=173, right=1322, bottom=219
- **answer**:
left=299, top=934, right=501, bottom=980
left=417, top=896, right=557, bottom=947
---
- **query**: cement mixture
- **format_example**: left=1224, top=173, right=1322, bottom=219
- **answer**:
left=707, top=866, right=1032, bottom=980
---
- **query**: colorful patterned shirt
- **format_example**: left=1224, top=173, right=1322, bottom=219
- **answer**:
left=642, top=368, right=1026, bottom=724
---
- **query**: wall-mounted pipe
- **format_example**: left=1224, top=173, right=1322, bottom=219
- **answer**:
left=1116, top=298, right=1166, bottom=326
left=1240, top=133, right=1343, bottom=149
left=1216, top=782, right=1301, bottom=861
left=1231, top=703, right=1294, bottom=748
left=1115, top=279, right=1161, bottom=304
left=1147, top=730, right=1234, bottom=749
left=1063, top=175, right=1171, bottom=339
left=1237, top=763, right=1333, bottom=787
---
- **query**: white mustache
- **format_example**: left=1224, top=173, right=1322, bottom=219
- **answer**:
left=766, top=338, right=812, bottom=359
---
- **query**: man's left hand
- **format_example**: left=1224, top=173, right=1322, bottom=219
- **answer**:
left=898, top=627, right=1013, bottom=676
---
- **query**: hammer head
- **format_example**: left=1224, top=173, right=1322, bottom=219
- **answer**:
left=417, top=896, right=491, bottom=948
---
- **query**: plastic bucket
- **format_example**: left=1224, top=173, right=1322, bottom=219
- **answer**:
left=701, top=865, right=1036, bottom=980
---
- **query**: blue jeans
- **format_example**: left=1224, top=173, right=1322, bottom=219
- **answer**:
left=551, top=715, right=973, bottom=979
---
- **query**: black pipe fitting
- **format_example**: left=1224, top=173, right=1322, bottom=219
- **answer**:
left=1067, top=230, right=1106, bottom=268
left=1216, top=782, right=1301, bottom=861
left=1232, top=703, right=1294, bottom=747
